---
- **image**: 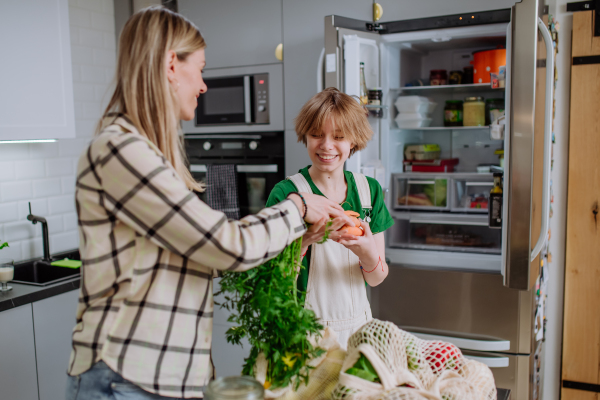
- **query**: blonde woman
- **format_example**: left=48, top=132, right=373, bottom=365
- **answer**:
left=65, top=8, right=353, bottom=400
left=266, top=88, right=394, bottom=350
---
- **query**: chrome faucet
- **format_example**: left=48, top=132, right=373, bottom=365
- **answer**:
left=26, top=202, right=51, bottom=262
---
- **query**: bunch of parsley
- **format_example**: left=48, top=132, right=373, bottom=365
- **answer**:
left=216, top=238, right=325, bottom=389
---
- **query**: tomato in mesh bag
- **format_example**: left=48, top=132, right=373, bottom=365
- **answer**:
left=423, top=342, right=463, bottom=371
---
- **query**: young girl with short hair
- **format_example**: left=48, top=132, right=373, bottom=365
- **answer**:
left=266, top=87, right=393, bottom=349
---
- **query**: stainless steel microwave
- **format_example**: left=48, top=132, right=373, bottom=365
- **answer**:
left=195, top=73, right=269, bottom=125
left=182, top=63, right=284, bottom=134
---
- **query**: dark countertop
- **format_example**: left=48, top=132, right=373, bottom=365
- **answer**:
left=0, top=249, right=81, bottom=312
left=0, top=278, right=80, bottom=312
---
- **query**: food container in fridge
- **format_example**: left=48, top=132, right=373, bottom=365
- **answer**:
left=394, top=96, right=437, bottom=114
left=404, top=144, right=441, bottom=161
left=403, top=158, right=459, bottom=172
left=388, top=212, right=502, bottom=254
left=393, top=173, right=449, bottom=211
left=451, top=173, right=494, bottom=213
left=395, top=113, right=432, bottom=128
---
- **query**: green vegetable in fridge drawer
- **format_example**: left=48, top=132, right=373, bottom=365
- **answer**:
left=423, top=179, right=447, bottom=207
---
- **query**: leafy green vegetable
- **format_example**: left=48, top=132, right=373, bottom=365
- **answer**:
left=317, top=220, right=334, bottom=244
left=216, top=238, right=325, bottom=390
left=423, top=179, right=447, bottom=207
left=345, top=354, right=380, bottom=383
left=0, top=242, right=8, bottom=250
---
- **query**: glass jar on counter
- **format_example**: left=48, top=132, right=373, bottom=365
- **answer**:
left=463, top=96, right=485, bottom=126
left=444, top=100, right=463, bottom=126
left=429, top=69, right=447, bottom=85
left=204, top=376, right=264, bottom=400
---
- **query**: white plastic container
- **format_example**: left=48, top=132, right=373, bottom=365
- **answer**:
left=395, top=112, right=432, bottom=128
left=394, top=96, right=437, bottom=114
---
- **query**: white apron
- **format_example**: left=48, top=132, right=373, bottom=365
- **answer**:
left=288, top=172, right=373, bottom=350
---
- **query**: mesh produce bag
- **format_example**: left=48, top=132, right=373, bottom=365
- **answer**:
left=332, top=319, right=497, bottom=400
left=254, top=327, right=346, bottom=399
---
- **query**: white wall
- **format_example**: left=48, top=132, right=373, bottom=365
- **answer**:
left=0, top=0, right=116, bottom=262
left=543, top=1, right=571, bottom=400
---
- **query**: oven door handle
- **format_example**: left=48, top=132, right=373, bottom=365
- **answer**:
left=190, top=164, right=278, bottom=173
left=410, top=332, right=510, bottom=352
left=244, top=75, right=252, bottom=124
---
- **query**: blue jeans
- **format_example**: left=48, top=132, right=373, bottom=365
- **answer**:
left=65, top=361, right=202, bottom=400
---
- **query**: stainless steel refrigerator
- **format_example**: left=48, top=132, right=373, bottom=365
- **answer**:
left=322, top=0, right=553, bottom=398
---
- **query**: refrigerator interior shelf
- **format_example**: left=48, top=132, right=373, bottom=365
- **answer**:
left=364, top=104, right=389, bottom=109
left=391, top=83, right=504, bottom=94
left=396, top=125, right=491, bottom=131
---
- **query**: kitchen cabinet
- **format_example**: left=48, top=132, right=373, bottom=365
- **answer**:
left=562, top=10, right=600, bottom=400
left=0, top=305, right=40, bottom=400
left=0, top=0, right=75, bottom=140
left=281, top=0, right=372, bottom=175
left=178, top=0, right=283, bottom=70
left=32, top=289, right=79, bottom=400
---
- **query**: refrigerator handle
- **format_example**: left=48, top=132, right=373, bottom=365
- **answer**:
left=317, top=47, right=325, bottom=93
left=529, top=18, right=555, bottom=262
left=463, top=355, right=510, bottom=369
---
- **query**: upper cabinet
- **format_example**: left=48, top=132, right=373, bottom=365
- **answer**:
left=0, top=0, right=75, bottom=140
left=178, top=0, right=283, bottom=70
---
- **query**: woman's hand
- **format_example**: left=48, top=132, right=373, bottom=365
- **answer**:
left=287, top=192, right=354, bottom=230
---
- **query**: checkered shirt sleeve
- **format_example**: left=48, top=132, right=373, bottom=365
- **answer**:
left=67, top=117, right=306, bottom=398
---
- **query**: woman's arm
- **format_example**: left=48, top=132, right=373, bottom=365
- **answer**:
left=91, top=132, right=306, bottom=272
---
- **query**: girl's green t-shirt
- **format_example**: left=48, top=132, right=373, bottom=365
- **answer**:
left=265, top=166, right=394, bottom=294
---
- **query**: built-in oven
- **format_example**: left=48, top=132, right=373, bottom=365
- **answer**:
left=184, top=132, right=285, bottom=217
left=182, top=64, right=284, bottom=134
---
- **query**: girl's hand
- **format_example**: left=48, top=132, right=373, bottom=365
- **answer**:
left=336, top=220, right=378, bottom=263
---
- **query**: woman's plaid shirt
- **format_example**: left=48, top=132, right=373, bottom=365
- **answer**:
left=67, top=116, right=306, bottom=398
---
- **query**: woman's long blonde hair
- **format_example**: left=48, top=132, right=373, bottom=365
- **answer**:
left=99, top=6, right=205, bottom=191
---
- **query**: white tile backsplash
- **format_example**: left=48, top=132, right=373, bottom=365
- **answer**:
left=0, top=162, right=16, bottom=182
left=33, top=178, right=63, bottom=198
left=15, top=160, right=46, bottom=180
left=0, top=0, right=115, bottom=261
left=1, top=181, right=33, bottom=202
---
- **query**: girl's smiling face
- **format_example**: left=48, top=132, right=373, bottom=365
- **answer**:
left=306, top=116, right=354, bottom=173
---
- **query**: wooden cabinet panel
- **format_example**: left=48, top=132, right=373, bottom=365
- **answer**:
left=572, top=12, right=600, bottom=57
left=0, top=305, right=40, bottom=400
left=562, top=388, right=599, bottom=400
left=562, top=10, right=600, bottom=391
left=33, top=290, right=79, bottom=400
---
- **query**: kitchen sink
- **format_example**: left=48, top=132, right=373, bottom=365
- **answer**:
left=12, top=250, right=81, bottom=287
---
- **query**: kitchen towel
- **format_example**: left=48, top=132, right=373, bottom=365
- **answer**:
left=206, top=164, right=241, bottom=220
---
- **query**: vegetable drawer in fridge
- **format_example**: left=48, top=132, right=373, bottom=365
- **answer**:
left=393, top=173, right=449, bottom=211
left=451, top=174, right=494, bottom=213
left=388, top=213, right=501, bottom=254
